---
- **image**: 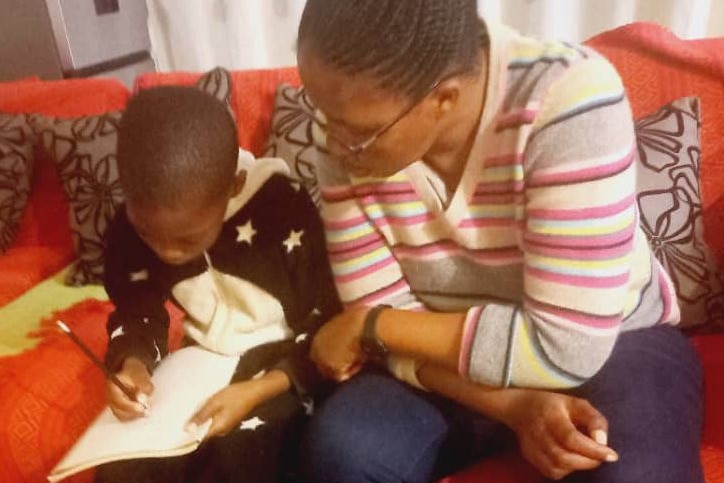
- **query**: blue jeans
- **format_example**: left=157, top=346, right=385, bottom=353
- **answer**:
left=300, top=326, right=704, bottom=483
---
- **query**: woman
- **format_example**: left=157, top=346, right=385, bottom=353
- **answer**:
left=295, top=1, right=704, bottom=482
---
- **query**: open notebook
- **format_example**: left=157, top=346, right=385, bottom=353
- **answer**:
left=48, top=346, right=240, bottom=482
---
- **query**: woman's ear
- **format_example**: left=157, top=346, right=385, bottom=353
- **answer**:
left=230, top=170, right=247, bottom=198
left=432, top=79, right=461, bottom=118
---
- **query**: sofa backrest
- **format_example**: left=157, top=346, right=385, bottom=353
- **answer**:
left=585, top=22, right=724, bottom=268
left=134, top=67, right=300, bottom=156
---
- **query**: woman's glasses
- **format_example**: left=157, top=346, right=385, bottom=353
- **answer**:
left=299, top=78, right=445, bottom=156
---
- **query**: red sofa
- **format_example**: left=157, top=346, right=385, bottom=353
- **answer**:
left=0, top=23, right=721, bottom=483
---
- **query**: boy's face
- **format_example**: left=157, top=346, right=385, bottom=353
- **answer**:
left=126, top=197, right=228, bottom=265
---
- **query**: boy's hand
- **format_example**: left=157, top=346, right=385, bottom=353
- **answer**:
left=187, top=370, right=290, bottom=440
left=501, top=391, right=618, bottom=480
left=107, top=356, right=153, bottom=421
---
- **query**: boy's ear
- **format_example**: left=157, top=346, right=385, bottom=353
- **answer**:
left=230, top=170, right=247, bottom=198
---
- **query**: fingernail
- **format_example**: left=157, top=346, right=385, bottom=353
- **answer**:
left=136, top=393, right=149, bottom=406
left=143, top=408, right=151, bottom=418
left=185, top=422, right=197, bottom=434
left=605, top=452, right=619, bottom=463
left=593, top=429, right=608, bottom=446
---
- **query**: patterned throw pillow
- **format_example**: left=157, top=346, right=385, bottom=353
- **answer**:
left=30, top=68, right=235, bottom=285
left=635, top=97, right=723, bottom=329
left=263, top=84, right=325, bottom=206
left=0, top=113, right=35, bottom=252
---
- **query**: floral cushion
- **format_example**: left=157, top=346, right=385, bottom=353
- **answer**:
left=0, top=113, right=35, bottom=252
left=263, top=84, right=325, bottom=206
left=29, top=68, right=235, bottom=285
left=635, top=97, right=722, bottom=328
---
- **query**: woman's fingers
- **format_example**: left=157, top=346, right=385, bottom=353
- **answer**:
left=567, top=398, right=618, bottom=462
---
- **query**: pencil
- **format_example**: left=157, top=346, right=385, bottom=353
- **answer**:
left=55, top=320, right=149, bottom=410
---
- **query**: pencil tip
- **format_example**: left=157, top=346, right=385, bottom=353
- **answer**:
left=56, top=320, right=70, bottom=333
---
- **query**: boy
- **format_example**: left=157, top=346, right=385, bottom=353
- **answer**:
left=95, top=86, right=340, bottom=483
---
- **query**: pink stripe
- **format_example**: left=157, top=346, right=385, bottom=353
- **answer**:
left=335, top=257, right=396, bottom=284
left=324, top=214, right=370, bottom=231
left=470, top=192, right=518, bottom=204
left=329, top=239, right=387, bottom=263
left=458, top=307, right=484, bottom=377
left=380, top=213, right=436, bottom=226
left=528, top=148, right=635, bottom=187
left=527, top=194, right=635, bottom=221
left=495, top=109, right=538, bottom=131
left=523, top=224, right=635, bottom=248
left=473, top=180, right=525, bottom=194
left=348, top=278, right=411, bottom=308
left=394, top=243, right=523, bottom=265
left=526, top=266, right=630, bottom=288
left=525, top=297, right=622, bottom=329
left=359, top=192, right=421, bottom=204
left=459, top=218, right=520, bottom=229
left=321, top=186, right=356, bottom=203
left=657, top=269, right=674, bottom=324
left=327, top=232, right=381, bottom=254
left=353, top=182, right=415, bottom=197
left=484, top=153, right=524, bottom=168
left=526, top=240, right=632, bottom=260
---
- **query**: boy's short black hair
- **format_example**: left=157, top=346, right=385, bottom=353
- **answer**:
left=117, top=86, right=239, bottom=207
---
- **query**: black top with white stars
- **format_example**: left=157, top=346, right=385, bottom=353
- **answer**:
left=103, top=172, right=342, bottom=403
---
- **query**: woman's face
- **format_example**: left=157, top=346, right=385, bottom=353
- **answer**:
left=298, top=50, right=447, bottom=178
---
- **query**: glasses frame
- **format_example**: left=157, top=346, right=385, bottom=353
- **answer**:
left=299, top=78, right=446, bottom=156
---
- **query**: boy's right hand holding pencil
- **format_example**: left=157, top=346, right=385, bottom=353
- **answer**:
left=108, top=356, right=154, bottom=421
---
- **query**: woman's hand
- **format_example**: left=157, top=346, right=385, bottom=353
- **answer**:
left=310, top=308, right=368, bottom=382
left=501, top=390, right=618, bottom=480
left=186, top=370, right=290, bottom=440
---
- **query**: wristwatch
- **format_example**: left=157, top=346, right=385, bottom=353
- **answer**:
left=360, top=304, right=391, bottom=364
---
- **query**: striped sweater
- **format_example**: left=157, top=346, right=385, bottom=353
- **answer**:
left=314, top=22, right=680, bottom=389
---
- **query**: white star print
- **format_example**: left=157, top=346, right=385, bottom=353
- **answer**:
left=129, top=269, right=149, bottom=282
left=302, top=400, right=314, bottom=416
left=110, top=326, right=124, bottom=340
left=283, top=229, right=304, bottom=253
left=236, top=220, right=257, bottom=245
left=295, top=333, right=308, bottom=344
left=290, top=181, right=302, bottom=192
left=153, top=340, right=162, bottom=362
left=239, top=416, right=265, bottom=431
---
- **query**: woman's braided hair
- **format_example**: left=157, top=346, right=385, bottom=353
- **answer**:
left=298, top=0, right=488, bottom=99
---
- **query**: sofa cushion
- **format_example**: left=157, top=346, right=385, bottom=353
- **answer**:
left=635, top=97, right=723, bottom=328
left=30, top=111, right=124, bottom=285
left=0, top=113, right=35, bottom=252
left=263, top=84, right=323, bottom=206
left=27, top=69, right=235, bottom=285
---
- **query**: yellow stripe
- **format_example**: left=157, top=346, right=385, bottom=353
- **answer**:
left=513, top=316, right=574, bottom=387
left=0, top=266, right=108, bottom=357
left=326, top=223, right=376, bottom=244
left=332, top=246, right=390, bottom=274
left=527, top=253, right=630, bottom=270
left=530, top=212, right=634, bottom=236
